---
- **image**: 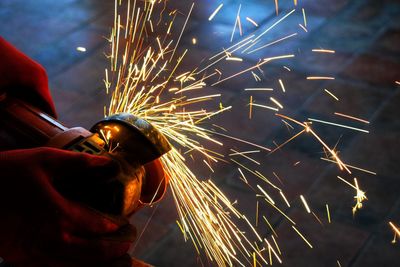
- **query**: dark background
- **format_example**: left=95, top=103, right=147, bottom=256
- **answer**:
left=1, top=0, right=399, bottom=266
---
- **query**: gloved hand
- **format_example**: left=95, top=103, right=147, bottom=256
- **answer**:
left=0, top=147, right=136, bottom=267
left=0, top=36, right=56, bottom=117
left=141, top=159, right=169, bottom=205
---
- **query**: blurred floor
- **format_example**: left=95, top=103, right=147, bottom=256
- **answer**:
left=1, top=0, right=399, bottom=266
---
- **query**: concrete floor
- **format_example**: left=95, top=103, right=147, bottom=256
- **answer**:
left=1, top=0, right=399, bottom=266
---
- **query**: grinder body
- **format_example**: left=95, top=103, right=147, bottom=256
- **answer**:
left=0, top=93, right=170, bottom=216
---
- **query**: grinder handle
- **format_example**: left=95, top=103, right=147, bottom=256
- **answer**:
left=0, top=93, right=67, bottom=147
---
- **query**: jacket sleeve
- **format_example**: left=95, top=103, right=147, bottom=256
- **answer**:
left=0, top=37, right=57, bottom=117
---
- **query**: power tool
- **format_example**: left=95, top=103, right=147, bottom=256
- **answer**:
left=0, top=92, right=171, bottom=216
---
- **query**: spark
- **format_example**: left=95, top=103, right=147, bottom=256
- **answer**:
left=253, top=9, right=296, bottom=43
left=203, top=159, right=215, bottom=173
left=169, top=3, right=194, bottom=62
left=326, top=204, right=331, bottom=223
left=251, top=71, right=261, bottom=81
left=312, top=49, right=336, bottom=54
left=252, top=103, right=279, bottom=112
left=271, top=235, right=281, bottom=255
left=292, top=226, right=313, bottom=248
left=187, top=94, right=221, bottom=102
left=334, top=112, right=370, bottom=124
left=212, top=55, right=294, bottom=86
left=210, top=131, right=272, bottom=152
left=230, top=149, right=260, bottom=165
left=299, top=23, right=308, bottom=32
left=337, top=260, right=342, bottom=267
left=249, top=96, right=253, bottom=119
left=230, top=4, right=242, bottom=42
left=270, top=97, right=284, bottom=109
left=278, top=79, right=286, bottom=92
left=226, top=56, right=243, bottom=62
left=396, top=81, right=400, bottom=85
left=76, top=46, right=87, bottom=52
left=209, top=34, right=255, bottom=61
left=280, top=191, right=291, bottom=207
left=192, top=38, right=197, bottom=45
left=336, top=176, right=367, bottom=215
left=312, top=212, right=324, bottom=226
left=208, top=3, right=223, bottom=21
left=247, top=33, right=298, bottom=54
left=264, top=238, right=282, bottom=263
left=308, top=118, right=370, bottom=134
left=269, top=129, right=305, bottom=154
left=300, top=195, right=311, bottom=214
left=264, top=54, right=295, bottom=62
left=307, top=76, right=335, bottom=80
left=263, top=216, right=278, bottom=237
left=281, top=119, right=294, bottom=130
left=274, top=0, right=279, bottom=15
left=302, top=8, right=307, bottom=27
left=283, top=66, right=291, bottom=71
left=272, top=172, right=284, bottom=185
left=229, top=150, right=260, bottom=156
left=352, top=178, right=367, bottom=215
left=265, top=198, right=297, bottom=225
left=246, top=17, right=259, bottom=27
left=245, top=88, right=274, bottom=91
left=389, top=221, right=400, bottom=243
left=324, top=89, right=339, bottom=101
left=257, top=184, right=276, bottom=205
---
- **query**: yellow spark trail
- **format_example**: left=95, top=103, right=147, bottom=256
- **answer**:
left=270, top=97, right=284, bottom=109
left=324, top=89, right=339, bottom=101
left=299, top=23, right=308, bottom=32
left=300, top=195, right=311, bottom=214
left=312, top=48, right=336, bottom=54
left=292, top=226, right=313, bottom=248
left=336, top=176, right=367, bottom=215
left=246, top=17, right=259, bottom=27
left=307, top=76, right=335, bottom=80
left=249, top=96, right=253, bottom=119
left=320, top=158, right=377, bottom=175
left=209, top=3, right=223, bottom=21
left=248, top=33, right=298, bottom=54
left=278, top=79, right=286, bottom=92
left=326, top=204, right=331, bottom=223
left=334, top=112, right=370, bottom=124
left=308, top=118, right=370, bottom=134
left=245, top=88, right=274, bottom=91
left=389, top=221, right=400, bottom=242
left=302, top=8, right=307, bottom=27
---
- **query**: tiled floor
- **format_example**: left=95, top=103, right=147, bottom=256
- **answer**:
left=1, top=0, right=399, bottom=266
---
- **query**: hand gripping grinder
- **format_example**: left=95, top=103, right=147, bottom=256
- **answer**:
left=0, top=93, right=171, bottom=216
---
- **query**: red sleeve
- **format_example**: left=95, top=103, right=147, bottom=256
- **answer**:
left=0, top=37, right=57, bottom=117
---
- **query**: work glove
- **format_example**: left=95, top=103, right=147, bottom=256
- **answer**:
left=0, top=36, right=56, bottom=117
left=0, top=147, right=136, bottom=267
